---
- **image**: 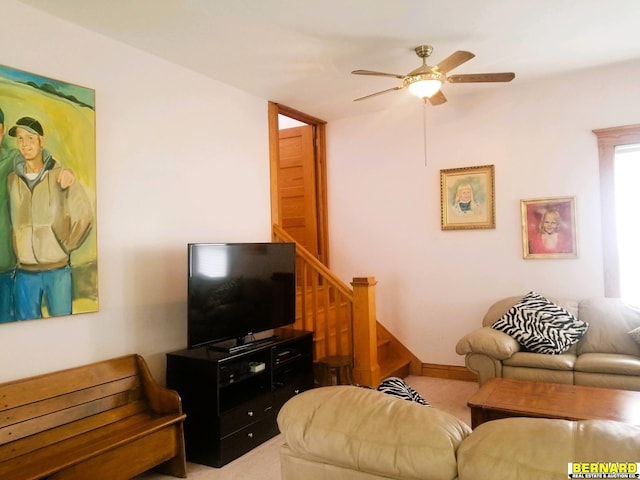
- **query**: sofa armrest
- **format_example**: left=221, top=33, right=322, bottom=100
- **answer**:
left=456, top=327, right=520, bottom=360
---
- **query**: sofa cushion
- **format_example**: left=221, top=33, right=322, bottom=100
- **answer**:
left=457, top=417, right=640, bottom=480
left=502, top=351, right=576, bottom=370
left=277, top=386, right=470, bottom=480
left=574, top=371, right=640, bottom=390
left=576, top=298, right=640, bottom=356
left=492, top=292, right=588, bottom=354
left=574, top=352, right=640, bottom=376
left=502, top=366, right=575, bottom=385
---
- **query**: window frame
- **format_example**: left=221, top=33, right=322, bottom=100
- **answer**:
left=592, top=123, right=640, bottom=297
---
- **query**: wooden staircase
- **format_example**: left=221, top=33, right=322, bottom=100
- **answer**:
left=378, top=321, right=423, bottom=380
left=273, top=224, right=421, bottom=386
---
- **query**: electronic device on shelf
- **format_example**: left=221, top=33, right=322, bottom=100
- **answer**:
left=218, top=363, right=242, bottom=384
left=274, top=348, right=301, bottom=364
left=208, top=334, right=279, bottom=354
left=248, top=361, right=266, bottom=373
left=187, top=242, right=296, bottom=351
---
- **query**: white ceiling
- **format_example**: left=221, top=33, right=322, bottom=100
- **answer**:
left=19, top=0, right=640, bottom=121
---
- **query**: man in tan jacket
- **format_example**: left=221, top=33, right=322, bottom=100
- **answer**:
left=7, top=116, right=93, bottom=320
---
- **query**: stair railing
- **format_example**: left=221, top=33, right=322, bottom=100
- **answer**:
left=272, top=224, right=381, bottom=386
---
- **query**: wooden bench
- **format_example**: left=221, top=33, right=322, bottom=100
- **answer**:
left=0, top=354, right=187, bottom=480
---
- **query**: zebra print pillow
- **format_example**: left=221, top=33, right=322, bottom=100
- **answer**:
left=492, top=291, right=588, bottom=354
left=376, top=377, right=431, bottom=406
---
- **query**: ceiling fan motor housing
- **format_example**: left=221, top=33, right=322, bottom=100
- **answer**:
left=415, top=45, right=433, bottom=59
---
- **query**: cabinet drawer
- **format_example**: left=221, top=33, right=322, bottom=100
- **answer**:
left=220, top=394, right=274, bottom=437
left=273, top=374, right=314, bottom=409
left=219, top=416, right=279, bottom=466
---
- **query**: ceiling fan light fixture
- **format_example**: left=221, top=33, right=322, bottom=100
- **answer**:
left=405, top=72, right=444, bottom=99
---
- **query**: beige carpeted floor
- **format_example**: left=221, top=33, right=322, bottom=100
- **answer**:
left=134, top=376, right=479, bottom=480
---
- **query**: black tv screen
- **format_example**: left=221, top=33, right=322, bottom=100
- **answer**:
left=187, top=242, right=296, bottom=349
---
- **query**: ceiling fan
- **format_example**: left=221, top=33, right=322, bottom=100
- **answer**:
left=352, top=45, right=515, bottom=105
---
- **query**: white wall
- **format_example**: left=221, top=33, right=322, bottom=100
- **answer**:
left=327, top=60, right=640, bottom=366
left=0, top=1, right=271, bottom=382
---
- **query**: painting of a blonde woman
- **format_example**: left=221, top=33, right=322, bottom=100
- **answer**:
left=452, top=183, right=482, bottom=216
left=440, top=165, right=495, bottom=230
left=529, top=208, right=573, bottom=254
left=522, top=197, right=577, bottom=259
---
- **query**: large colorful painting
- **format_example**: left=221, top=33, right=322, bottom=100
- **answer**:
left=0, top=64, right=97, bottom=323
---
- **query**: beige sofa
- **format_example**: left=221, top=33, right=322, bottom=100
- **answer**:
left=277, top=386, right=640, bottom=480
left=455, top=296, right=640, bottom=390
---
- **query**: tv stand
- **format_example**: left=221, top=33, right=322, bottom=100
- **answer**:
left=166, top=329, right=313, bottom=467
left=207, top=335, right=280, bottom=353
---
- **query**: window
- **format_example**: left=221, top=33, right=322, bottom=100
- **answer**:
left=614, top=144, right=640, bottom=305
left=593, top=124, right=640, bottom=303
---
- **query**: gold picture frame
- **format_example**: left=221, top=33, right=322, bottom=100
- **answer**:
left=440, top=164, right=495, bottom=230
left=521, top=196, right=577, bottom=259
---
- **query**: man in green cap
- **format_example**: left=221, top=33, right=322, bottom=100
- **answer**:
left=5, top=114, right=83, bottom=321
left=0, top=109, right=78, bottom=322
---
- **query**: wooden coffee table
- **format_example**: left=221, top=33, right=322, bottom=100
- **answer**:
left=468, top=377, right=640, bottom=429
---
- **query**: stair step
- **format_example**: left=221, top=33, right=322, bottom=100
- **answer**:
left=376, top=337, right=390, bottom=363
left=379, top=356, right=411, bottom=380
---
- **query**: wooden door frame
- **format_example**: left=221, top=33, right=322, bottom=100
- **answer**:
left=268, top=101, right=330, bottom=266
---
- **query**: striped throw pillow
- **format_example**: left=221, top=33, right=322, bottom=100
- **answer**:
left=376, top=377, right=431, bottom=406
left=492, top=291, right=588, bottom=354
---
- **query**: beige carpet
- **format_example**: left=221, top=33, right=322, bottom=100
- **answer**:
left=134, top=376, right=479, bottom=480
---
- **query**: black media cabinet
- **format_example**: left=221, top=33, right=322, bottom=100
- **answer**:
left=166, top=329, right=314, bottom=467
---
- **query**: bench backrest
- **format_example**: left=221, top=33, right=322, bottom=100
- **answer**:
left=0, top=355, right=149, bottom=458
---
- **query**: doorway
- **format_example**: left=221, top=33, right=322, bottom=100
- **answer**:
left=268, top=102, right=329, bottom=267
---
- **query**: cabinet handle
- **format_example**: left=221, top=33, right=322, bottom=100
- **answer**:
left=247, top=432, right=254, bottom=439
left=247, top=411, right=254, bottom=417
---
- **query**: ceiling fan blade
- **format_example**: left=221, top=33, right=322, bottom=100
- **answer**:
left=351, top=69, right=405, bottom=79
left=448, top=72, right=516, bottom=83
left=428, top=90, right=447, bottom=106
left=435, top=51, right=475, bottom=74
left=353, top=85, right=405, bottom=102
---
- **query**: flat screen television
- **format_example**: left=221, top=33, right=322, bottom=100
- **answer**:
left=187, top=242, right=296, bottom=351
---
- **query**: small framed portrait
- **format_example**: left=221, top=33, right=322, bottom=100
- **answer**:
left=440, top=164, right=495, bottom=230
left=521, top=196, right=577, bottom=259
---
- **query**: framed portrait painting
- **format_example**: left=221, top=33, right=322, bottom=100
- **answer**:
left=521, top=196, right=577, bottom=259
left=440, top=164, right=495, bottom=230
left=0, top=64, right=97, bottom=323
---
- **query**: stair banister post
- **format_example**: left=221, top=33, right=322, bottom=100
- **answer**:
left=351, top=276, right=381, bottom=387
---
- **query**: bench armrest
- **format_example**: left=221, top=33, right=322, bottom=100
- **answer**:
left=136, top=355, right=183, bottom=415
left=456, top=327, right=520, bottom=360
